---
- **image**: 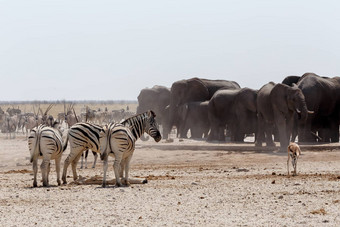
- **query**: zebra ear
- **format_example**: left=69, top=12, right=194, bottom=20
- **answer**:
left=148, top=110, right=156, bottom=118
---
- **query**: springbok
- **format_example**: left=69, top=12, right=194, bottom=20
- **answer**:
left=287, top=142, right=301, bottom=176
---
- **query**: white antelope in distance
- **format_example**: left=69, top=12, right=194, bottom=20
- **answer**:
left=287, top=142, right=301, bottom=176
left=1, top=114, right=18, bottom=139
left=28, top=123, right=69, bottom=187
left=100, top=110, right=162, bottom=187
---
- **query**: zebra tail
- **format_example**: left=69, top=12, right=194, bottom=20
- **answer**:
left=30, top=129, right=41, bottom=163
left=62, top=129, right=69, bottom=152
left=100, top=148, right=108, bottom=161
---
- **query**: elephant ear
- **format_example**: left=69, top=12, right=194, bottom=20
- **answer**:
left=186, top=78, right=210, bottom=102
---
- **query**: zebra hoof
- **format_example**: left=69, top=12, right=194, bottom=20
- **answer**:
left=33, top=182, right=37, bottom=187
left=142, top=179, right=148, bottom=184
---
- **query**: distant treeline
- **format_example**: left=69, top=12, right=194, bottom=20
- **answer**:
left=0, top=100, right=138, bottom=105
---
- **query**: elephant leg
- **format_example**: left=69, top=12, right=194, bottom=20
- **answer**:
left=207, top=122, right=219, bottom=141
left=299, top=118, right=314, bottom=142
left=275, top=115, right=288, bottom=152
left=264, top=123, right=275, bottom=147
left=330, top=124, right=339, bottom=142
left=255, top=114, right=265, bottom=147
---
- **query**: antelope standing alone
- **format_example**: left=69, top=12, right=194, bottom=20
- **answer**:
left=287, top=142, right=301, bottom=176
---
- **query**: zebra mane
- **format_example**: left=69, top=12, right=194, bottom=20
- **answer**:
left=120, top=111, right=150, bottom=139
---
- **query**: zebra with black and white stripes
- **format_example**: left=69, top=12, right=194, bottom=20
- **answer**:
left=28, top=123, right=69, bottom=187
left=61, top=122, right=103, bottom=184
left=100, top=110, right=161, bottom=187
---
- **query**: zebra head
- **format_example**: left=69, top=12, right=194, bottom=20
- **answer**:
left=144, top=110, right=162, bottom=142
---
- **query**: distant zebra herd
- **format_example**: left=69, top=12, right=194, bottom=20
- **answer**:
left=28, top=110, right=161, bottom=187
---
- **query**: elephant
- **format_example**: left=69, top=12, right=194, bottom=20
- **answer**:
left=137, top=85, right=171, bottom=139
left=282, top=75, right=300, bottom=86
left=297, top=73, right=340, bottom=142
left=207, top=88, right=258, bottom=142
left=256, top=82, right=312, bottom=151
left=177, top=101, right=210, bottom=139
left=168, top=77, right=240, bottom=138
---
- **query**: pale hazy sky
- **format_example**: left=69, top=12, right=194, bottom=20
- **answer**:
left=1, top=0, right=340, bottom=101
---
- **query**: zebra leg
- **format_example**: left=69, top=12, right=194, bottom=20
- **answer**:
left=102, top=156, right=109, bottom=188
left=113, top=153, right=123, bottom=187
left=62, top=148, right=81, bottom=184
left=47, top=162, right=51, bottom=186
left=41, top=158, right=50, bottom=187
left=33, top=159, right=38, bottom=187
left=62, top=156, right=71, bottom=184
left=55, top=156, right=62, bottom=186
left=92, top=151, right=98, bottom=168
left=123, top=155, right=133, bottom=186
left=80, top=152, right=84, bottom=169
left=72, top=152, right=83, bottom=181
left=85, top=150, right=89, bottom=169
left=119, top=159, right=125, bottom=179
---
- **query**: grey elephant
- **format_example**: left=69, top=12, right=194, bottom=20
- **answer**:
left=297, top=73, right=340, bottom=142
left=207, top=88, right=258, bottom=142
left=137, top=85, right=171, bottom=139
left=282, top=75, right=300, bottom=86
left=178, top=101, right=210, bottom=139
left=256, top=82, right=312, bottom=151
left=168, top=77, right=240, bottom=138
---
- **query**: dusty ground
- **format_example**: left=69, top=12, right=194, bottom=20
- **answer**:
left=0, top=134, right=339, bottom=226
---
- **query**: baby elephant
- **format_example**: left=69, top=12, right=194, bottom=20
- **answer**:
left=287, top=142, right=301, bottom=176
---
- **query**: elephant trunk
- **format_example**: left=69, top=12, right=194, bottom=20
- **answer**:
left=295, top=93, right=310, bottom=122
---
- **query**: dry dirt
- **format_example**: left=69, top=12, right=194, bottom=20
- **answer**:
left=0, top=134, right=340, bottom=226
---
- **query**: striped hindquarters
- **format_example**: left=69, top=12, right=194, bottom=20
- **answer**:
left=108, top=122, right=135, bottom=153
left=68, top=122, right=103, bottom=153
left=28, top=124, right=63, bottom=161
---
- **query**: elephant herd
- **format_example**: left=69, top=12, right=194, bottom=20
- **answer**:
left=137, top=73, right=340, bottom=151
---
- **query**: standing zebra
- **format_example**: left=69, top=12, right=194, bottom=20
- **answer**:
left=28, top=123, right=69, bottom=187
left=100, top=110, right=161, bottom=187
left=62, top=122, right=103, bottom=184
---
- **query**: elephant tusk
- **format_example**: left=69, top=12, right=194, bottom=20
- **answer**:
left=307, top=110, right=314, bottom=114
left=295, top=108, right=301, bottom=114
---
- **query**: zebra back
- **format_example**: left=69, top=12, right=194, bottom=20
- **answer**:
left=68, top=122, right=103, bottom=153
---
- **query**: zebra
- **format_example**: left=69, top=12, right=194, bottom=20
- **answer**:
left=64, top=107, right=97, bottom=170
left=61, top=122, right=103, bottom=184
left=28, top=123, right=69, bottom=187
left=100, top=110, right=161, bottom=187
